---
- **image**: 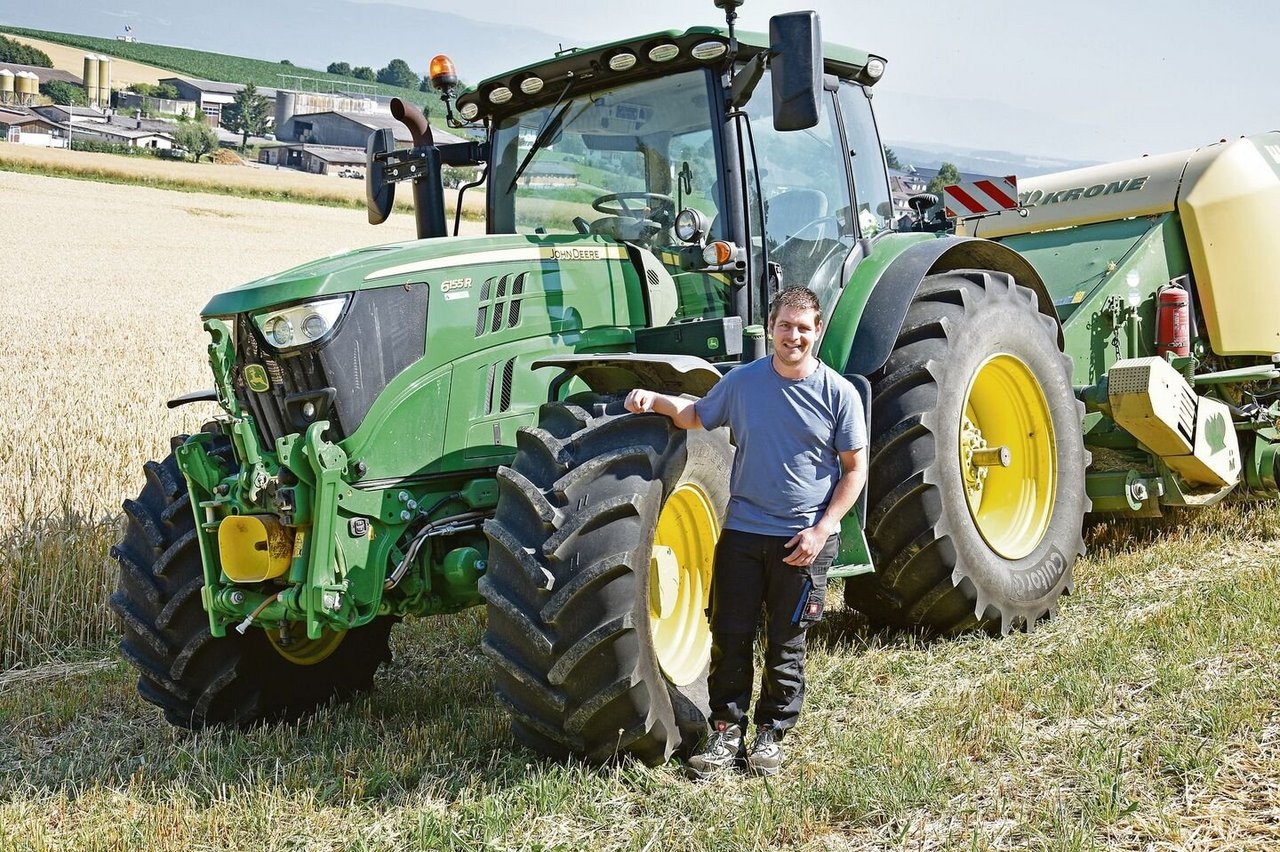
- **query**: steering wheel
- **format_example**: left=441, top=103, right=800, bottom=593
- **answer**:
left=591, top=192, right=676, bottom=227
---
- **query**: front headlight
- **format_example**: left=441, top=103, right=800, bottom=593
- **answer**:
left=252, top=296, right=349, bottom=351
left=674, top=208, right=710, bottom=244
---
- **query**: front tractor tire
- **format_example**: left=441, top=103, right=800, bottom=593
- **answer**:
left=846, top=270, right=1089, bottom=634
left=481, top=398, right=731, bottom=764
left=110, top=437, right=395, bottom=728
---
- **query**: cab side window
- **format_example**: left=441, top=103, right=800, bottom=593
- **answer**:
left=838, top=81, right=894, bottom=237
left=742, top=74, right=855, bottom=315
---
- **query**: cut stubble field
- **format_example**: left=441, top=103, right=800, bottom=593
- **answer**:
left=1, top=170, right=1278, bottom=850
left=0, top=145, right=487, bottom=218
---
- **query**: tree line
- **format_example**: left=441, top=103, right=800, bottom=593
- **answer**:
left=325, top=58, right=470, bottom=94
left=0, top=35, right=52, bottom=67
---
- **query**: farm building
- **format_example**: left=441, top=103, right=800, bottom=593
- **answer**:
left=0, top=61, right=82, bottom=107
left=32, top=104, right=109, bottom=125
left=115, top=90, right=198, bottom=119
left=0, top=106, right=64, bottom=146
left=26, top=104, right=175, bottom=150
left=273, top=89, right=386, bottom=134
left=518, top=162, right=579, bottom=188
left=276, top=110, right=466, bottom=149
left=71, top=122, right=174, bottom=150
left=157, top=77, right=278, bottom=126
left=0, top=61, right=82, bottom=86
left=257, top=143, right=364, bottom=175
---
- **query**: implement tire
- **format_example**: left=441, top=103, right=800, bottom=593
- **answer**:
left=845, top=270, right=1088, bottom=634
left=109, top=436, right=395, bottom=728
left=481, top=397, right=731, bottom=764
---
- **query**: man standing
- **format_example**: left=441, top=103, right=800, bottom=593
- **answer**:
left=624, top=286, right=867, bottom=779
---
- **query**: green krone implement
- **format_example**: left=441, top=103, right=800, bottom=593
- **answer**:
left=112, top=0, right=1280, bottom=763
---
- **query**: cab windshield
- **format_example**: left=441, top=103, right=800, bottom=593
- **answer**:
left=489, top=69, right=722, bottom=247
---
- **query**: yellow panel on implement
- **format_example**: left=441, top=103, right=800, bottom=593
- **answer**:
left=975, top=132, right=1280, bottom=356
left=1179, top=134, right=1280, bottom=355
left=218, top=515, right=294, bottom=583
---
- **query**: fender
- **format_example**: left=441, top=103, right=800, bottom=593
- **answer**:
left=844, top=235, right=1060, bottom=377
left=533, top=353, right=724, bottom=402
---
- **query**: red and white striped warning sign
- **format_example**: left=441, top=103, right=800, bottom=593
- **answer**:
left=942, top=176, right=1019, bottom=218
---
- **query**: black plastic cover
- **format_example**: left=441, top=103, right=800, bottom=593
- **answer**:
left=769, top=12, right=823, bottom=131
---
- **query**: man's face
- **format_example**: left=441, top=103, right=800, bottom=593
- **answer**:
left=768, top=305, right=821, bottom=368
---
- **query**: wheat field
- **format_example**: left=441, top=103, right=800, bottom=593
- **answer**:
left=1, top=33, right=172, bottom=87
left=0, top=168, right=430, bottom=665
left=1, top=166, right=1277, bottom=850
left=0, top=146, right=488, bottom=219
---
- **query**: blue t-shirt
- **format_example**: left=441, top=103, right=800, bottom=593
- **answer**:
left=694, top=357, right=865, bottom=536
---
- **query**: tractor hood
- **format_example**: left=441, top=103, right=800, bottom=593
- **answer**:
left=201, top=233, right=633, bottom=317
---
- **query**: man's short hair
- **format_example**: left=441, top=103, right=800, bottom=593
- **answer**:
left=768, top=286, right=823, bottom=327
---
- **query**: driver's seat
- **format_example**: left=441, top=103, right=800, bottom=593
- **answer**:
left=765, top=189, right=828, bottom=246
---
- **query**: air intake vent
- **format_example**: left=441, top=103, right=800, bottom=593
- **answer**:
left=500, top=358, right=516, bottom=411
left=491, top=296, right=504, bottom=332
left=474, top=272, right=528, bottom=336
left=484, top=362, right=498, bottom=415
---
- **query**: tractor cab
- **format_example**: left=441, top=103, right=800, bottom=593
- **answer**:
left=376, top=13, right=894, bottom=336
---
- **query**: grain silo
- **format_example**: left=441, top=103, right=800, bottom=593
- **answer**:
left=17, top=71, right=38, bottom=105
left=0, top=69, right=13, bottom=106
left=83, top=54, right=99, bottom=106
left=274, top=89, right=297, bottom=135
left=97, top=55, right=112, bottom=107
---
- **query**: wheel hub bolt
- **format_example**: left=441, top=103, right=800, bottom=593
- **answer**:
left=971, top=446, right=1011, bottom=468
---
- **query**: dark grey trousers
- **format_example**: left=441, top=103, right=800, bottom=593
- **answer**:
left=707, top=528, right=838, bottom=735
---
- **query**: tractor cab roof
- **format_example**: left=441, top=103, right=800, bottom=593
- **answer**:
left=457, top=25, right=879, bottom=123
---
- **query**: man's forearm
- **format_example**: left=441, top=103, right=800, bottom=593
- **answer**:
left=815, top=451, right=867, bottom=536
left=815, top=473, right=863, bottom=536
left=624, top=388, right=703, bottom=429
left=647, top=393, right=701, bottom=430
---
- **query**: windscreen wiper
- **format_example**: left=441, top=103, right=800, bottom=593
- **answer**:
left=505, top=82, right=576, bottom=193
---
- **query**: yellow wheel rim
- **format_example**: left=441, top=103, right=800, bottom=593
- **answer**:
left=959, top=354, right=1056, bottom=560
left=266, top=625, right=345, bottom=666
left=650, top=482, right=719, bottom=686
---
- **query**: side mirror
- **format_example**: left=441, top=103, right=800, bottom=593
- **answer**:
left=365, top=128, right=395, bottom=225
left=769, top=11, right=822, bottom=131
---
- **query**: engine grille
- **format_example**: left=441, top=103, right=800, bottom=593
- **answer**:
left=232, top=284, right=428, bottom=447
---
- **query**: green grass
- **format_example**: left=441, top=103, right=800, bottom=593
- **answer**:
left=2, top=502, right=1278, bottom=849
left=0, top=26, right=434, bottom=108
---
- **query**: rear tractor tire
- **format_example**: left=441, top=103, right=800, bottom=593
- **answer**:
left=846, top=270, right=1089, bottom=634
left=481, top=397, right=732, bottom=764
left=110, top=436, right=395, bottom=728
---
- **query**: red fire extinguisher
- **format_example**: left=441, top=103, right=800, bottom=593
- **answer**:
left=1156, top=281, right=1190, bottom=358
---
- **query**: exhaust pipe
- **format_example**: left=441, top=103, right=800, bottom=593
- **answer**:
left=391, top=97, right=435, bottom=147
left=390, top=97, right=446, bottom=239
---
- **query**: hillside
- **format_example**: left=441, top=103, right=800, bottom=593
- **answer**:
left=0, top=0, right=562, bottom=92
left=0, top=25, right=434, bottom=107
left=887, top=143, right=1098, bottom=180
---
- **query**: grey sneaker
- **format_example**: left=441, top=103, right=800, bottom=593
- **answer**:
left=686, top=721, right=743, bottom=781
left=745, top=726, right=783, bottom=776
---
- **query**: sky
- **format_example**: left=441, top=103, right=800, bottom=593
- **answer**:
left=359, top=0, right=1279, bottom=163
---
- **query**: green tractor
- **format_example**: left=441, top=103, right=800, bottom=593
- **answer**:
left=110, top=1, right=1280, bottom=765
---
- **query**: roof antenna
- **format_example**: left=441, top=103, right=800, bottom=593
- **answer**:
left=714, top=0, right=744, bottom=78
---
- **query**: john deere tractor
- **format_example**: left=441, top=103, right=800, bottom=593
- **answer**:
left=111, top=0, right=1280, bottom=765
